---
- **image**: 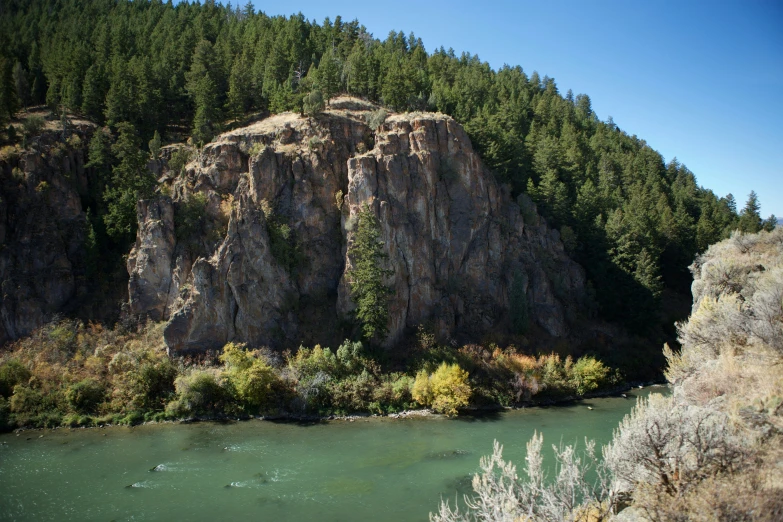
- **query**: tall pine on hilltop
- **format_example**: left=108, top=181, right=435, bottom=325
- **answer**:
left=0, top=0, right=762, bottom=333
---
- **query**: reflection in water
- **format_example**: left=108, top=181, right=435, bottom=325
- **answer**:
left=0, top=388, right=667, bottom=522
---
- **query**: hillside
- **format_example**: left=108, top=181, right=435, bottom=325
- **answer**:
left=1, top=0, right=777, bottom=350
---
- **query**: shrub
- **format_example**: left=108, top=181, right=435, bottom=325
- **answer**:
left=288, top=345, right=339, bottom=380
left=0, top=397, right=10, bottom=431
left=371, top=373, right=414, bottom=413
left=167, top=146, right=193, bottom=175
left=0, top=360, right=31, bottom=397
left=220, top=343, right=279, bottom=413
left=538, top=353, right=570, bottom=392
left=302, top=89, right=325, bottom=117
left=128, top=358, right=177, bottom=411
left=22, top=115, right=45, bottom=138
left=175, top=192, right=208, bottom=243
left=65, top=378, right=105, bottom=413
left=604, top=393, right=747, bottom=496
left=166, top=369, right=229, bottom=417
left=329, top=370, right=375, bottom=413
left=412, top=369, right=432, bottom=406
left=570, top=356, right=610, bottom=395
left=335, top=339, right=371, bottom=377
left=10, top=385, right=45, bottom=414
left=0, top=144, right=21, bottom=163
left=66, top=133, right=82, bottom=148
left=365, top=109, right=388, bottom=131
left=413, top=362, right=471, bottom=416
left=260, top=200, right=302, bottom=272
left=432, top=433, right=613, bottom=522
left=307, top=136, right=323, bottom=150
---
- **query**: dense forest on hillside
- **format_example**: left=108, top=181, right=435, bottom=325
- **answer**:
left=0, top=0, right=776, bottom=334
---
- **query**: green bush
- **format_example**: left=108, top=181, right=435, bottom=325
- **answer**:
left=129, top=359, right=177, bottom=411
left=570, top=356, right=610, bottom=395
left=302, top=89, right=325, bottom=117
left=166, top=369, right=230, bottom=417
left=175, top=192, right=208, bottom=243
left=167, top=146, right=193, bottom=175
left=371, top=373, right=414, bottom=413
left=220, top=343, right=280, bottom=413
left=65, top=379, right=105, bottom=413
left=9, top=385, right=45, bottom=414
left=22, top=115, right=45, bottom=138
left=289, top=345, right=339, bottom=380
left=329, top=370, right=375, bottom=413
left=259, top=200, right=302, bottom=273
left=0, top=360, right=31, bottom=397
left=335, top=339, right=370, bottom=377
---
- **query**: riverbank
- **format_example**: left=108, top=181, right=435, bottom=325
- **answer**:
left=6, top=381, right=667, bottom=436
left=1, top=320, right=626, bottom=432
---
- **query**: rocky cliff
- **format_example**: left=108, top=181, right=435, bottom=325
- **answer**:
left=0, top=121, right=96, bottom=344
left=128, top=98, right=589, bottom=352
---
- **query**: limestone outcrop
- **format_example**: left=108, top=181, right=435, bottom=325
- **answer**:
left=127, top=98, right=588, bottom=352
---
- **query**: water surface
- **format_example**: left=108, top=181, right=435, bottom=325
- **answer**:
left=0, top=388, right=664, bottom=521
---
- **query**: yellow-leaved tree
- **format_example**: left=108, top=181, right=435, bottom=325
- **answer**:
left=412, top=362, right=471, bottom=416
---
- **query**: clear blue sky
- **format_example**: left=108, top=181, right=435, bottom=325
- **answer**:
left=248, top=0, right=783, bottom=218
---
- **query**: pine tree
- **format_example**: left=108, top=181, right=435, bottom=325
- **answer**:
left=148, top=130, right=162, bottom=160
left=186, top=40, right=221, bottom=145
left=0, top=55, right=18, bottom=123
left=81, top=64, right=105, bottom=122
left=226, top=52, right=252, bottom=120
left=738, top=191, right=762, bottom=233
left=316, top=48, right=341, bottom=105
left=348, top=205, right=393, bottom=341
left=12, top=61, right=30, bottom=108
left=104, top=123, right=156, bottom=243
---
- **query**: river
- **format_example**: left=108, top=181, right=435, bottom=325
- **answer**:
left=0, top=387, right=665, bottom=521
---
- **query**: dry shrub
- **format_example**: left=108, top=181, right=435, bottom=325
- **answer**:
left=632, top=469, right=783, bottom=522
left=604, top=393, right=749, bottom=497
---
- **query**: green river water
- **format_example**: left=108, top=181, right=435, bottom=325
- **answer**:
left=0, top=387, right=665, bottom=521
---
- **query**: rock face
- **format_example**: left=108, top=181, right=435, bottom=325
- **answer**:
left=0, top=124, right=95, bottom=344
left=127, top=99, right=588, bottom=352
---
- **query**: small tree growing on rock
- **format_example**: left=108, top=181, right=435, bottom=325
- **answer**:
left=347, top=205, right=393, bottom=341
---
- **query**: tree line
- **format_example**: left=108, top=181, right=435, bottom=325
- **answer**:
left=0, top=0, right=775, bottom=332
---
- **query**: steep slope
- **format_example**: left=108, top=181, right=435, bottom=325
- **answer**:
left=128, top=99, right=589, bottom=352
left=0, top=121, right=97, bottom=344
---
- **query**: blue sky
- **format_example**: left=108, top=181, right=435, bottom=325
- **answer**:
left=248, top=0, right=782, bottom=218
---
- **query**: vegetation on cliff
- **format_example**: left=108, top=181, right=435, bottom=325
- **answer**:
left=0, top=0, right=776, bottom=339
left=434, top=227, right=783, bottom=521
